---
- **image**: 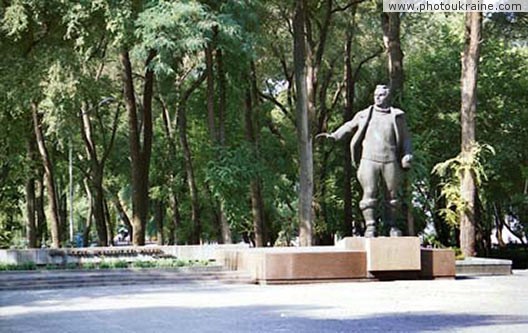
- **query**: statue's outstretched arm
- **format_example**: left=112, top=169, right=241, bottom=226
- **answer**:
left=316, top=114, right=359, bottom=141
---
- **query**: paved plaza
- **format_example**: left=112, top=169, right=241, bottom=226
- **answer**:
left=1, top=270, right=528, bottom=333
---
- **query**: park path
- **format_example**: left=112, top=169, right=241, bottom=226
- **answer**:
left=1, top=270, right=528, bottom=333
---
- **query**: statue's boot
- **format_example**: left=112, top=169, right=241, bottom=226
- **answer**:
left=360, top=200, right=377, bottom=238
left=387, top=199, right=402, bottom=237
left=365, top=220, right=376, bottom=238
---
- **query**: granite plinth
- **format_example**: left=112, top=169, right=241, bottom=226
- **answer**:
left=339, top=237, right=421, bottom=272
left=420, top=248, right=456, bottom=279
left=220, top=247, right=367, bottom=284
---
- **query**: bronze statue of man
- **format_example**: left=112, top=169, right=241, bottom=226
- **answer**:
left=317, top=85, right=412, bottom=237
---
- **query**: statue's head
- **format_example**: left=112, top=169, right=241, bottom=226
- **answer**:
left=374, top=85, right=390, bottom=108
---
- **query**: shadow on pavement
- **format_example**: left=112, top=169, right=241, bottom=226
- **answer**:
left=1, top=304, right=528, bottom=333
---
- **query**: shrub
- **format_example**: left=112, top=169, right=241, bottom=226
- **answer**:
left=131, top=260, right=156, bottom=268
left=81, top=262, right=97, bottom=270
left=99, top=261, right=112, bottom=269
left=18, top=261, right=37, bottom=270
left=0, top=261, right=37, bottom=271
left=65, top=263, right=78, bottom=270
left=112, top=260, right=129, bottom=269
left=0, top=263, right=17, bottom=271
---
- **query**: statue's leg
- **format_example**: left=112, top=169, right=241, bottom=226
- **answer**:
left=383, top=162, right=403, bottom=237
left=358, top=160, right=380, bottom=238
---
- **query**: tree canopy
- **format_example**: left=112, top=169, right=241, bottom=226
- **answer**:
left=0, top=2, right=526, bottom=253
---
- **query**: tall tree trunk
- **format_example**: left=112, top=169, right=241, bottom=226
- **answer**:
left=120, top=50, right=155, bottom=246
left=31, top=102, right=61, bottom=248
left=155, top=199, right=164, bottom=245
left=59, top=187, right=68, bottom=241
left=245, top=79, right=267, bottom=247
left=205, top=44, right=217, bottom=142
left=217, top=49, right=227, bottom=146
left=168, top=194, right=181, bottom=245
left=82, top=178, right=93, bottom=247
left=381, top=12, right=404, bottom=102
left=159, top=98, right=182, bottom=246
left=460, top=11, right=482, bottom=258
left=104, top=199, right=114, bottom=246
left=35, top=174, right=47, bottom=247
left=382, top=11, right=412, bottom=235
left=294, top=0, right=313, bottom=246
left=92, top=170, right=108, bottom=245
left=215, top=48, right=232, bottom=244
left=26, top=134, right=37, bottom=248
left=177, top=72, right=206, bottom=245
left=178, top=103, right=201, bottom=244
left=343, top=25, right=355, bottom=237
left=205, top=43, right=227, bottom=244
left=160, top=99, right=180, bottom=246
left=79, top=101, right=112, bottom=246
left=25, top=177, right=37, bottom=248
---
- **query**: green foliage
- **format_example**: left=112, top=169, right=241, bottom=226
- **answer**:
left=131, top=260, right=156, bottom=269
left=65, top=262, right=78, bottom=269
left=0, top=2, right=527, bottom=250
left=112, top=260, right=129, bottom=268
left=135, top=1, right=209, bottom=74
left=45, top=263, right=61, bottom=270
left=433, top=143, right=495, bottom=227
left=490, top=247, right=528, bottom=269
left=81, top=262, right=97, bottom=270
left=0, top=261, right=36, bottom=271
left=98, top=260, right=112, bottom=269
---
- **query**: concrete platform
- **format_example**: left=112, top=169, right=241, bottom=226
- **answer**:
left=457, top=257, right=513, bottom=276
left=221, top=247, right=367, bottom=284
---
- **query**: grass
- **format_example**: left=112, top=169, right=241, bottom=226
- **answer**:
left=0, top=259, right=214, bottom=271
left=0, top=261, right=37, bottom=271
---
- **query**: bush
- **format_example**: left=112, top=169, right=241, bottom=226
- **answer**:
left=81, top=262, right=97, bottom=270
left=112, top=260, right=128, bottom=268
left=18, top=261, right=37, bottom=270
left=0, top=258, right=214, bottom=271
left=65, top=263, right=78, bottom=270
left=0, top=263, right=17, bottom=271
left=131, top=260, right=156, bottom=268
left=490, top=247, right=528, bottom=269
left=99, top=260, right=112, bottom=269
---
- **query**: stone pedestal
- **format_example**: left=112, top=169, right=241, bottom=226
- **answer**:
left=339, top=237, right=421, bottom=272
left=220, top=247, right=367, bottom=284
left=420, top=248, right=456, bottom=279
left=220, top=237, right=459, bottom=284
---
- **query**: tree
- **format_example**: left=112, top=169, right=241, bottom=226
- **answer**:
left=460, top=12, right=482, bottom=257
left=31, top=102, right=62, bottom=248
left=79, top=99, right=121, bottom=246
left=293, top=0, right=313, bottom=246
left=381, top=11, right=404, bottom=101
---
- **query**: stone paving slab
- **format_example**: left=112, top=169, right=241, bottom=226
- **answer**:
left=1, top=270, right=527, bottom=333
